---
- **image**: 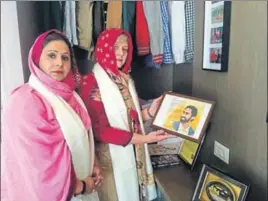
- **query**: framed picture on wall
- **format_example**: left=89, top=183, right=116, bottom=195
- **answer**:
left=151, top=92, right=215, bottom=143
left=202, top=1, right=232, bottom=72
left=192, top=164, right=250, bottom=201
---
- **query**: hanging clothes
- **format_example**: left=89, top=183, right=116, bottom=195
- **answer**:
left=35, top=1, right=63, bottom=33
left=160, top=1, right=173, bottom=64
left=122, top=1, right=137, bottom=58
left=185, top=1, right=195, bottom=63
left=169, top=1, right=186, bottom=64
left=144, top=54, right=161, bottom=69
left=106, top=1, right=122, bottom=29
left=76, top=1, right=94, bottom=51
left=93, top=1, right=105, bottom=46
left=103, top=1, right=108, bottom=27
left=63, top=1, right=78, bottom=45
left=59, top=2, right=65, bottom=31
left=142, top=1, right=163, bottom=65
left=135, top=1, right=150, bottom=56
left=122, top=1, right=136, bottom=40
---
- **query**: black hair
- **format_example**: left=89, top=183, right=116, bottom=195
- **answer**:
left=43, top=32, right=75, bottom=68
left=185, top=105, right=198, bottom=117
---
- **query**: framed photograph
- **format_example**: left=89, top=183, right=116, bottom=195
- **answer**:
left=152, top=131, right=208, bottom=171
left=202, top=1, right=231, bottom=72
left=192, top=164, right=250, bottom=201
left=178, top=131, right=208, bottom=171
left=151, top=92, right=215, bottom=143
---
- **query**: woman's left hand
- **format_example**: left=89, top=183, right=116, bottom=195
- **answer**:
left=148, top=95, right=163, bottom=117
left=92, top=163, right=103, bottom=189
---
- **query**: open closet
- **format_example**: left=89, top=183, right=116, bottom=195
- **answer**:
left=16, top=1, right=195, bottom=100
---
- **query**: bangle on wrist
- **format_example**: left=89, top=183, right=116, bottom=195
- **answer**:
left=81, top=180, right=86, bottom=195
left=147, top=107, right=154, bottom=118
left=75, top=180, right=86, bottom=196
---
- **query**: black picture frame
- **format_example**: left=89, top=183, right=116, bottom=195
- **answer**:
left=202, top=1, right=232, bottom=72
left=192, top=164, right=250, bottom=201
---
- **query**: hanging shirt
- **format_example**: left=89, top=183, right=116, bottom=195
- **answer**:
left=144, top=54, right=161, bottom=69
left=122, top=1, right=137, bottom=58
left=143, top=1, right=163, bottom=65
left=169, top=1, right=186, bottom=64
left=106, top=1, right=122, bottom=29
left=160, top=1, right=173, bottom=64
left=76, top=1, right=94, bottom=51
left=35, top=1, right=63, bottom=32
left=64, top=1, right=78, bottom=45
left=122, top=1, right=136, bottom=38
left=93, top=1, right=105, bottom=46
left=185, top=1, right=195, bottom=63
left=135, top=1, right=150, bottom=56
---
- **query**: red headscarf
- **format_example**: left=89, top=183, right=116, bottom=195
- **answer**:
left=94, top=28, right=133, bottom=77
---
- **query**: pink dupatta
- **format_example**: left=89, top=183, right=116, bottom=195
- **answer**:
left=1, top=30, right=91, bottom=201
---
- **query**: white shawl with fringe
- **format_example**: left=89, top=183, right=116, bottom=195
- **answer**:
left=29, top=75, right=99, bottom=201
left=93, top=63, right=157, bottom=201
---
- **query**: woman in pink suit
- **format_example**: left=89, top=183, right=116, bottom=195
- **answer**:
left=1, top=29, right=102, bottom=201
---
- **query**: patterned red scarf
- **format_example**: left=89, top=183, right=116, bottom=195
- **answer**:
left=94, top=28, right=133, bottom=77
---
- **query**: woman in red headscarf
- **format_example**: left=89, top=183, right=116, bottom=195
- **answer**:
left=78, top=28, right=175, bottom=201
left=1, top=30, right=102, bottom=201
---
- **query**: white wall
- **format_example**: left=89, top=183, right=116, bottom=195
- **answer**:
left=1, top=1, right=24, bottom=107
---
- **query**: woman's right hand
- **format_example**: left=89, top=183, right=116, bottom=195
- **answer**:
left=74, top=176, right=97, bottom=196
left=84, top=176, right=98, bottom=194
left=145, top=130, right=176, bottom=143
left=131, top=130, right=176, bottom=144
